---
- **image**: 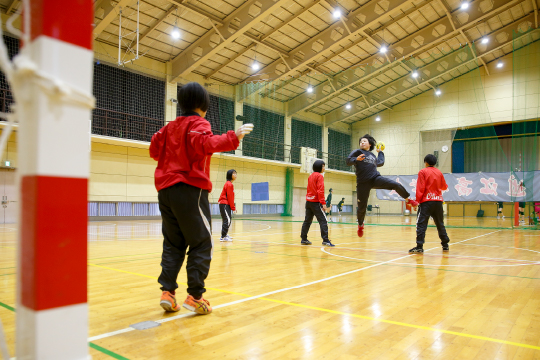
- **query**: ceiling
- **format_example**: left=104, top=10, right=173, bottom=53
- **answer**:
left=2, top=0, right=538, bottom=124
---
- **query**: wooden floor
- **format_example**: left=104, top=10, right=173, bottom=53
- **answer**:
left=1, top=215, right=540, bottom=359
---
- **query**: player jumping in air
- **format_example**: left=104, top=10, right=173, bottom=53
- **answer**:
left=347, top=134, right=418, bottom=237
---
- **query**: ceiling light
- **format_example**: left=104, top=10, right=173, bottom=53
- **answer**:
left=412, top=71, right=418, bottom=78
left=497, top=60, right=503, bottom=68
left=460, top=2, right=469, bottom=10
left=307, top=86, right=313, bottom=93
left=380, top=45, right=387, bottom=54
left=375, top=116, right=381, bottom=121
left=333, top=9, right=341, bottom=18
left=481, top=37, right=489, bottom=44
left=345, top=103, right=351, bottom=109
left=171, top=27, right=180, bottom=39
left=252, top=62, right=260, bottom=71
left=435, top=89, right=442, bottom=96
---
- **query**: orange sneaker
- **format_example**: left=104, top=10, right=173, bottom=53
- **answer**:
left=160, top=291, right=180, bottom=312
left=183, top=295, right=212, bottom=314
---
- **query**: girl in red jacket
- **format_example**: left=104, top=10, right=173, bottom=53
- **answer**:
left=218, top=169, right=236, bottom=242
left=409, top=154, right=450, bottom=253
left=150, top=82, right=253, bottom=314
left=300, top=160, right=335, bottom=247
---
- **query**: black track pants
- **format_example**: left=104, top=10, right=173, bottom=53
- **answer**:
left=219, top=204, right=232, bottom=237
left=301, top=201, right=329, bottom=241
left=356, top=175, right=410, bottom=225
left=416, top=201, right=450, bottom=246
left=157, top=182, right=213, bottom=298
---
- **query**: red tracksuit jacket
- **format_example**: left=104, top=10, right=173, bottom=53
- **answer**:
left=150, top=113, right=239, bottom=192
left=306, top=172, right=325, bottom=205
left=218, top=181, right=235, bottom=211
left=416, top=166, right=448, bottom=203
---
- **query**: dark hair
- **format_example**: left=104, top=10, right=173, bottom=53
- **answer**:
left=329, top=188, right=333, bottom=192
left=359, top=134, right=376, bottom=151
left=424, top=154, right=437, bottom=166
left=178, top=82, right=210, bottom=114
left=226, top=169, right=237, bottom=181
left=312, top=160, right=325, bottom=173
left=342, top=197, right=345, bottom=200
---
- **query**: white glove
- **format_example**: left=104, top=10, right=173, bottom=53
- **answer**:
left=236, top=123, right=254, bottom=141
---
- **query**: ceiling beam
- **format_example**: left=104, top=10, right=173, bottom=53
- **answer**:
left=94, top=0, right=136, bottom=40
left=238, top=0, right=418, bottom=101
left=138, top=5, right=177, bottom=43
left=169, top=0, right=290, bottom=81
left=205, top=43, right=256, bottom=79
left=288, top=0, right=522, bottom=115
left=204, top=0, right=323, bottom=80
left=325, top=14, right=536, bottom=125
left=5, top=0, right=17, bottom=14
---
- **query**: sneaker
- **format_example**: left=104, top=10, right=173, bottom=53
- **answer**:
left=502, top=215, right=505, bottom=219
left=301, top=239, right=312, bottom=245
left=225, top=235, right=233, bottom=242
left=183, top=295, right=212, bottom=315
left=220, top=237, right=226, bottom=242
left=406, top=198, right=419, bottom=210
left=322, top=240, right=335, bottom=247
left=409, top=246, right=424, bottom=253
left=357, top=224, right=364, bottom=238
left=442, top=244, right=449, bottom=251
left=160, top=291, right=180, bottom=312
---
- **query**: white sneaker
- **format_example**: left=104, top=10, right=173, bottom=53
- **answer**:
left=225, top=235, right=233, bottom=242
left=502, top=215, right=505, bottom=219
left=220, top=237, right=226, bottom=242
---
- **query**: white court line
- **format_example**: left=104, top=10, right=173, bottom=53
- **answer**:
left=88, top=240, right=440, bottom=342
left=322, top=231, right=540, bottom=267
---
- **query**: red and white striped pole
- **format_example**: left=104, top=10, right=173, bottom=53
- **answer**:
left=17, top=1, right=93, bottom=359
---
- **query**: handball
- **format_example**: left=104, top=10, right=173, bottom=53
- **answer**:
left=376, top=141, right=385, bottom=151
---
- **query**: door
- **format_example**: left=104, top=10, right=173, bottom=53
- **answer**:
left=292, top=187, right=307, bottom=217
left=0, top=169, right=17, bottom=224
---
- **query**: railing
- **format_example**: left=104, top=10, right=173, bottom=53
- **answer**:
left=0, top=90, right=353, bottom=172
left=91, top=108, right=164, bottom=142
left=0, top=88, right=14, bottom=113
left=241, top=136, right=353, bottom=172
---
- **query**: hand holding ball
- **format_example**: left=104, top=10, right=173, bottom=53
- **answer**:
left=236, top=123, right=254, bottom=141
left=376, top=141, right=385, bottom=152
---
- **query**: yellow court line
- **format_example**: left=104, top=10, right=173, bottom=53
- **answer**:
left=89, top=263, right=540, bottom=351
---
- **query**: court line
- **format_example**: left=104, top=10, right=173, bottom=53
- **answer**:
left=223, top=246, right=540, bottom=280
left=0, top=301, right=131, bottom=359
left=233, top=218, right=518, bottom=230
left=87, top=241, right=540, bottom=351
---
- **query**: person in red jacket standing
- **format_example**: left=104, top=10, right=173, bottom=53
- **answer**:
left=300, top=160, right=335, bottom=247
left=409, top=154, right=450, bottom=253
left=150, top=82, right=253, bottom=314
left=218, top=169, right=237, bottom=242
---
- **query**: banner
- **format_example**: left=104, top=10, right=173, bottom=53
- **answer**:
left=376, top=171, right=540, bottom=202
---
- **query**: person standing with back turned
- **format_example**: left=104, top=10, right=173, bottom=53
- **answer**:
left=409, top=154, right=450, bottom=253
left=150, top=82, right=254, bottom=314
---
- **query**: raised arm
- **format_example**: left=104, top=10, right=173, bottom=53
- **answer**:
left=376, top=151, right=385, bottom=167
left=346, top=149, right=362, bottom=166
left=189, top=121, right=239, bottom=155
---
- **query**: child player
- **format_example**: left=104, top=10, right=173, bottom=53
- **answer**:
left=347, top=134, right=418, bottom=237
left=150, top=82, right=254, bottom=314
left=496, top=202, right=505, bottom=219
left=300, top=160, right=335, bottom=247
left=337, top=197, right=345, bottom=216
left=409, top=154, right=450, bottom=253
left=326, top=188, right=333, bottom=221
left=218, top=169, right=237, bottom=242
